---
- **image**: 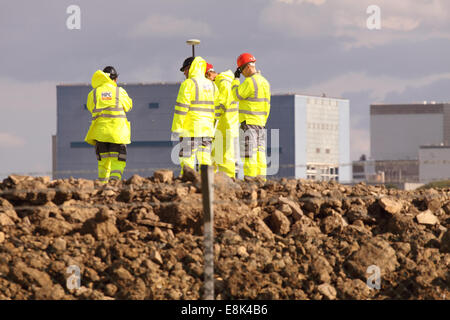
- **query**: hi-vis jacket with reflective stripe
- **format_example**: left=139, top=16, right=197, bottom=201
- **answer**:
left=214, top=70, right=239, bottom=138
left=85, top=70, right=133, bottom=146
left=231, top=72, right=271, bottom=127
left=171, top=56, right=219, bottom=137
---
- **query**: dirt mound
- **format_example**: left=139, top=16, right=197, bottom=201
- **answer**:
left=0, top=172, right=449, bottom=300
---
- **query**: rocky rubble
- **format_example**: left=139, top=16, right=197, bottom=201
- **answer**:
left=0, top=170, right=449, bottom=300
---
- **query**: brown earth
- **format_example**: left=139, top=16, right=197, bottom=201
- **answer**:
left=0, top=169, right=449, bottom=300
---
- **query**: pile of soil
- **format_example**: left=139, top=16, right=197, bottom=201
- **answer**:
left=0, top=168, right=449, bottom=300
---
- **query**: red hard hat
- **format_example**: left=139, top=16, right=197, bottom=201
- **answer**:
left=206, top=63, right=214, bottom=73
left=237, top=53, right=256, bottom=68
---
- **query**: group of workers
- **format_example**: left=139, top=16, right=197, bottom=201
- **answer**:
left=83, top=52, right=271, bottom=183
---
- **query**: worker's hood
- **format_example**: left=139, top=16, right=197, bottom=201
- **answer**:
left=91, top=70, right=117, bottom=89
left=214, top=70, right=234, bottom=91
left=188, top=56, right=207, bottom=79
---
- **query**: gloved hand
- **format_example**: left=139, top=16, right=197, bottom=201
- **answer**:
left=234, top=67, right=241, bottom=79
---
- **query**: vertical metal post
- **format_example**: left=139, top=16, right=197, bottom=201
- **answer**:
left=201, top=164, right=214, bottom=300
left=186, top=39, right=200, bottom=57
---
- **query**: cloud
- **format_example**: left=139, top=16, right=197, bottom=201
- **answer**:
left=350, top=128, right=370, bottom=160
left=129, top=14, right=212, bottom=38
left=277, top=0, right=326, bottom=5
left=0, top=78, right=56, bottom=111
left=0, top=133, right=26, bottom=148
left=300, top=72, right=450, bottom=101
left=260, top=0, right=450, bottom=48
left=0, top=77, right=56, bottom=176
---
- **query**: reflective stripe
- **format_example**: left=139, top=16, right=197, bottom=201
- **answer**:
left=239, top=110, right=268, bottom=116
left=231, top=101, right=238, bottom=105
left=93, top=114, right=127, bottom=120
left=190, top=78, right=214, bottom=105
left=251, top=76, right=258, bottom=98
left=215, top=105, right=223, bottom=111
left=192, top=78, right=200, bottom=102
left=93, top=89, right=97, bottom=108
left=175, top=102, right=190, bottom=108
left=191, top=100, right=214, bottom=105
left=189, top=107, right=214, bottom=113
left=115, top=87, right=120, bottom=109
left=234, top=78, right=268, bottom=103
left=233, top=86, right=245, bottom=100
left=93, top=87, right=123, bottom=112
left=225, top=108, right=238, bottom=112
left=175, top=110, right=188, bottom=115
left=215, top=113, right=222, bottom=117
left=99, top=153, right=119, bottom=159
left=109, top=176, right=120, bottom=180
left=92, top=106, right=123, bottom=113
left=92, top=87, right=126, bottom=117
left=110, top=170, right=123, bottom=174
left=245, top=98, right=269, bottom=103
left=232, top=85, right=238, bottom=89
left=98, top=177, right=109, bottom=182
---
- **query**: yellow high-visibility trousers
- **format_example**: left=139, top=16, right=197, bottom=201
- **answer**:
left=95, top=142, right=127, bottom=183
left=213, top=129, right=238, bottom=178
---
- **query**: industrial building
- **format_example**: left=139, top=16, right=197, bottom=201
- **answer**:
left=267, top=94, right=350, bottom=182
left=53, top=83, right=350, bottom=182
left=419, top=145, right=450, bottom=183
left=367, top=102, right=450, bottom=183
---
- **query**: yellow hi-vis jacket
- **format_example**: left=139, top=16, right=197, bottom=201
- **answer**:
left=171, top=56, right=219, bottom=137
left=214, top=70, right=239, bottom=138
left=231, top=72, right=271, bottom=127
left=85, top=70, right=133, bottom=146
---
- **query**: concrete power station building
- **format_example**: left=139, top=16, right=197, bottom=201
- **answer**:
left=368, top=102, right=450, bottom=184
left=53, top=82, right=350, bottom=182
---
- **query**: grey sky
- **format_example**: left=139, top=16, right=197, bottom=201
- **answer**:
left=1, top=0, right=450, bottom=178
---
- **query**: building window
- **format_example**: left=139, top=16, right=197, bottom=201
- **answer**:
left=316, top=148, right=320, bottom=153
left=149, top=102, right=159, bottom=109
left=325, top=148, right=330, bottom=154
left=83, top=104, right=87, bottom=110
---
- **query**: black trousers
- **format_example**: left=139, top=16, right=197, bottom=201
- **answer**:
left=95, top=142, right=127, bottom=162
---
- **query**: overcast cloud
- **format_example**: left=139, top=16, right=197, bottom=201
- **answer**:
left=1, top=0, right=450, bottom=178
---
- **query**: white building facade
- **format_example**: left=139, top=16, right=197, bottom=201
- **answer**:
left=419, top=145, right=450, bottom=183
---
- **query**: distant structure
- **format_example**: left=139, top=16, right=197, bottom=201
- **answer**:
left=267, top=94, right=350, bottom=182
left=352, top=155, right=384, bottom=183
left=419, top=145, right=450, bottom=183
left=53, top=84, right=351, bottom=182
left=363, top=102, right=450, bottom=184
